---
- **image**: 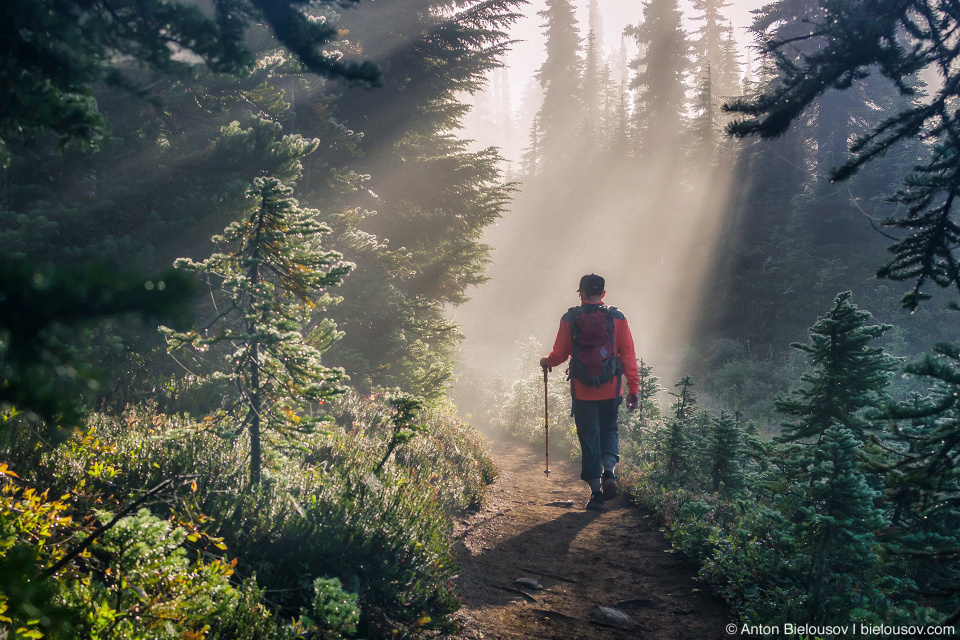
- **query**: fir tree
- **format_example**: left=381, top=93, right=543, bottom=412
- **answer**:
left=625, top=0, right=690, bottom=157
left=637, top=358, right=663, bottom=432
left=579, top=27, right=603, bottom=155
left=775, top=291, right=898, bottom=446
left=882, top=340, right=960, bottom=515
left=707, top=409, right=745, bottom=494
left=690, top=0, right=739, bottom=98
left=874, top=339, right=960, bottom=618
left=765, top=292, right=897, bottom=620
left=662, top=375, right=696, bottom=483
left=690, top=62, right=717, bottom=165
left=716, top=23, right=742, bottom=101
left=792, top=425, right=886, bottom=622
left=327, top=0, right=521, bottom=396
left=532, top=0, right=583, bottom=174
left=164, top=176, right=352, bottom=485
left=621, top=357, right=662, bottom=452
left=725, top=0, right=960, bottom=309
left=0, top=0, right=380, bottom=166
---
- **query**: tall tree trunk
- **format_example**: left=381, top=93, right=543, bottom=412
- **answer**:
left=249, top=248, right=262, bottom=486
left=250, top=339, right=262, bottom=485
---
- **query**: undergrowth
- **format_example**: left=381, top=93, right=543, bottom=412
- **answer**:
left=1, top=392, right=496, bottom=639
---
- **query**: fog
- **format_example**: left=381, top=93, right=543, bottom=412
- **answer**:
left=453, top=0, right=763, bottom=389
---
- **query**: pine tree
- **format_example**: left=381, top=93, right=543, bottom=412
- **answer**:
left=662, top=375, right=696, bottom=483
left=707, top=409, right=745, bottom=494
left=325, top=0, right=521, bottom=396
left=164, top=176, right=352, bottom=485
left=725, top=0, right=960, bottom=309
left=792, top=425, right=886, bottom=622
left=0, top=0, right=380, bottom=166
left=532, top=0, right=583, bottom=175
left=625, top=0, right=690, bottom=157
left=775, top=291, right=898, bottom=446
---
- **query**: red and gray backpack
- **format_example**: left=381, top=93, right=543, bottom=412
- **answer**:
left=564, top=304, right=624, bottom=391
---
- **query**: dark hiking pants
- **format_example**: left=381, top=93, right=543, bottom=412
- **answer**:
left=572, top=396, right=621, bottom=481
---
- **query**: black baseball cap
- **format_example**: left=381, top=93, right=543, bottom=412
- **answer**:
left=577, top=274, right=605, bottom=296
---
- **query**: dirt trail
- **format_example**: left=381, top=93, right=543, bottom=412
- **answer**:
left=452, top=435, right=741, bottom=640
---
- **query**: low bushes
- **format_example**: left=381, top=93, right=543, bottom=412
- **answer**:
left=1, top=392, right=497, bottom=639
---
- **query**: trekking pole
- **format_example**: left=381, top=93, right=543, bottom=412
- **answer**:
left=543, top=367, right=551, bottom=475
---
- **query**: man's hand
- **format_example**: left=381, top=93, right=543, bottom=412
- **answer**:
left=540, top=357, right=552, bottom=372
left=626, top=392, right=639, bottom=411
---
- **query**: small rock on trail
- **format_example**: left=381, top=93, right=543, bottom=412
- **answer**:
left=453, top=434, right=741, bottom=640
left=595, top=606, right=633, bottom=629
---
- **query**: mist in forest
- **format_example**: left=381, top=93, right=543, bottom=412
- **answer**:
left=451, top=0, right=758, bottom=391
left=453, top=158, right=737, bottom=386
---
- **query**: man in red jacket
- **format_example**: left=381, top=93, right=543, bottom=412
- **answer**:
left=540, top=274, right=640, bottom=510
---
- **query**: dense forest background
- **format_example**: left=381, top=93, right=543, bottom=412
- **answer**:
left=3, top=0, right=960, bottom=637
left=453, top=0, right=956, bottom=421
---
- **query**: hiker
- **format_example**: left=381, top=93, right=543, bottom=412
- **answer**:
left=540, top=274, right=640, bottom=510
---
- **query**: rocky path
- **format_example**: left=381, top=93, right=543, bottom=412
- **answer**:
left=452, top=435, right=741, bottom=639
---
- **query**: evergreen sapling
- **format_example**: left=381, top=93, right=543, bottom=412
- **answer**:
left=164, top=176, right=352, bottom=485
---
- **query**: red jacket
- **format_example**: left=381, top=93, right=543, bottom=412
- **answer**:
left=544, top=301, right=640, bottom=401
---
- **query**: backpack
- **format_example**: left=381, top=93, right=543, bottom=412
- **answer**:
left=567, top=304, right=623, bottom=388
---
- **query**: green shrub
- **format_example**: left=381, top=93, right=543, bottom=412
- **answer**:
left=302, top=577, right=360, bottom=640
left=0, top=467, right=281, bottom=640
left=326, top=393, right=497, bottom=513
left=1, top=396, right=493, bottom=639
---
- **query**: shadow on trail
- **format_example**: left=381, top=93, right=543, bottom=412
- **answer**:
left=458, top=508, right=602, bottom=608
left=454, top=433, right=741, bottom=639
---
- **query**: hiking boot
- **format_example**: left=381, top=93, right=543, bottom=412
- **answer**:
left=586, top=490, right=605, bottom=510
left=601, top=470, right=618, bottom=500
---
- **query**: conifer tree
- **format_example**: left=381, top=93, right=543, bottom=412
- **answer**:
left=164, top=175, right=352, bottom=485
left=0, top=0, right=380, bottom=166
left=725, top=0, right=960, bottom=309
left=621, top=358, right=662, bottom=452
left=775, top=291, right=898, bottom=446
left=580, top=27, right=603, bottom=155
left=608, top=43, right=632, bottom=160
left=690, top=0, right=739, bottom=98
left=579, top=0, right=608, bottom=156
left=326, top=0, right=521, bottom=396
left=662, top=375, right=696, bottom=483
left=690, top=63, right=717, bottom=165
left=876, top=340, right=960, bottom=616
left=793, top=424, right=886, bottom=622
left=625, top=0, right=690, bottom=157
left=767, top=292, right=896, bottom=619
left=717, top=23, right=742, bottom=100
left=707, top=409, right=745, bottom=493
left=637, top=358, right=663, bottom=431
left=882, top=340, right=960, bottom=514
left=531, top=0, right=583, bottom=174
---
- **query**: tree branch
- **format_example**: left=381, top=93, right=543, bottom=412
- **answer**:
left=43, top=474, right=198, bottom=578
